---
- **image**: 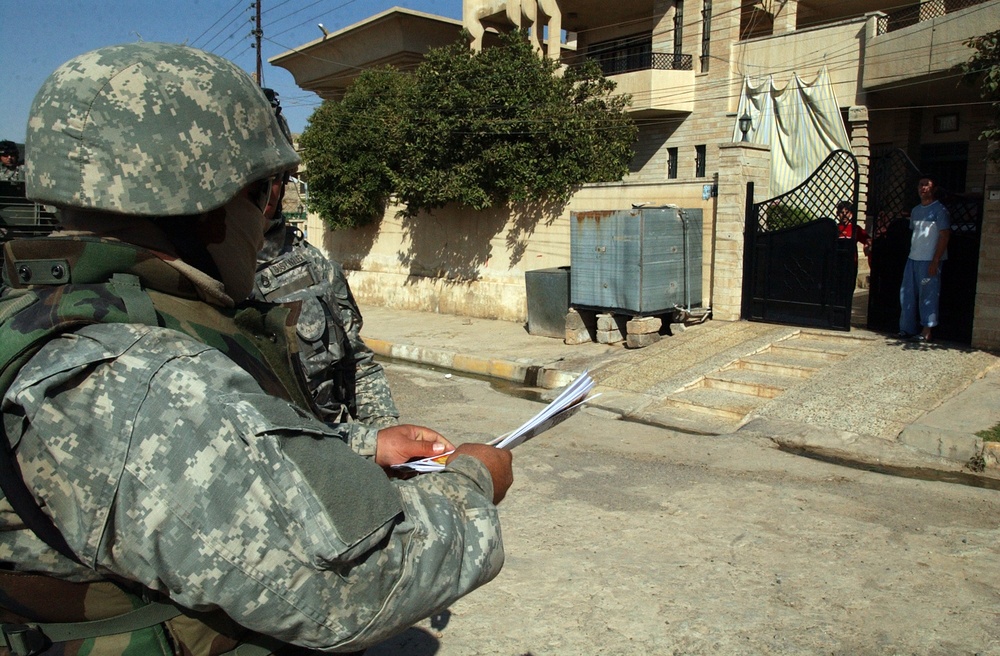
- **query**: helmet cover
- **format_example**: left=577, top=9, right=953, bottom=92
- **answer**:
left=25, top=42, right=300, bottom=216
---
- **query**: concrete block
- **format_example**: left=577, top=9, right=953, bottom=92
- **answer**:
left=627, top=316, right=662, bottom=335
left=565, top=308, right=586, bottom=331
left=565, top=325, right=592, bottom=345
left=564, top=308, right=595, bottom=344
left=597, top=328, right=624, bottom=344
left=597, top=313, right=617, bottom=331
left=626, top=332, right=661, bottom=349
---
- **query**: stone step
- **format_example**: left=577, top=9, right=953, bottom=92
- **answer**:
left=635, top=402, right=743, bottom=436
left=729, top=354, right=820, bottom=379
left=698, top=368, right=799, bottom=399
left=791, top=331, right=873, bottom=348
left=766, top=342, right=849, bottom=363
left=659, top=387, right=764, bottom=421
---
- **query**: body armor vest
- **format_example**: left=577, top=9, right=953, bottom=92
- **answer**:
left=0, top=237, right=318, bottom=656
left=255, top=225, right=356, bottom=423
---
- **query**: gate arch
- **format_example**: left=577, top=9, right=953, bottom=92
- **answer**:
left=742, top=149, right=859, bottom=331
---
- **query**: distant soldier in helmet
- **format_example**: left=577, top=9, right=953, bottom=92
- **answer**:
left=0, top=140, right=22, bottom=182
left=253, top=88, right=400, bottom=430
left=0, top=43, right=511, bottom=654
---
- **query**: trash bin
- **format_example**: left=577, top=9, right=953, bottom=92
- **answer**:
left=525, top=266, right=570, bottom=338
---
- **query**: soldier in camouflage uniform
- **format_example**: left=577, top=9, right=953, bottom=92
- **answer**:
left=0, top=42, right=512, bottom=655
left=253, top=92, right=399, bottom=429
left=0, top=141, right=22, bottom=182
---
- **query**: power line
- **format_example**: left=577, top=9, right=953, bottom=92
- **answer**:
left=189, top=0, right=244, bottom=50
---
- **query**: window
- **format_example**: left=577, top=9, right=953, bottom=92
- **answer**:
left=701, top=0, right=712, bottom=73
left=695, top=145, right=706, bottom=178
left=667, top=148, right=678, bottom=179
left=673, top=1, right=684, bottom=57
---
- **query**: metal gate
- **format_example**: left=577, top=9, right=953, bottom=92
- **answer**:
left=742, top=149, right=859, bottom=331
left=866, top=149, right=982, bottom=344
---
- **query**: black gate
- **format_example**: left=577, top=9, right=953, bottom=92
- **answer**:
left=866, top=149, right=982, bottom=344
left=742, top=149, right=859, bottom=331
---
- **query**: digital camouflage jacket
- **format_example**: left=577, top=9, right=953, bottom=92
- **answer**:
left=254, top=223, right=399, bottom=430
left=0, top=236, right=503, bottom=654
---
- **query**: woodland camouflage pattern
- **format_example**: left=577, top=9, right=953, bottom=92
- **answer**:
left=0, top=571, right=249, bottom=655
left=1, top=41, right=504, bottom=654
left=255, top=223, right=400, bottom=434
left=24, top=43, right=299, bottom=216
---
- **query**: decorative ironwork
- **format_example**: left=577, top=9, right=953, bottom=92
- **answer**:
left=866, top=149, right=922, bottom=335
left=865, top=148, right=983, bottom=344
left=755, top=150, right=858, bottom=233
left=592, top=51, right=693, bottom=76
left=651, top=52, right=694, bottom=71
left=742, top=149, right=859, bottom=331
left=877, top=0, right=989, bottom=34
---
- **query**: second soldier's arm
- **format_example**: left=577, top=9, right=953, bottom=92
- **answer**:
left=324, top=256, right=400, bottom=428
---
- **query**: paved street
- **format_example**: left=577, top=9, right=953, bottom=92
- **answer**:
left=370, top=362, right=1000, bottom=656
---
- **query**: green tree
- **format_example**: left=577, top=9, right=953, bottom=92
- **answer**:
left=964, top=29, right=1000, bottom=165
left=300, top=30, right=636, bottom=228
left=297, top=69, right=413, bottom=229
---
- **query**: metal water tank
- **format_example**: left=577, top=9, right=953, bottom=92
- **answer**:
left=570, top=206, right=702, bottom=314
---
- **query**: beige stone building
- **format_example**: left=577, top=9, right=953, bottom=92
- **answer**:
left=272, top=1, right=1000, bottom=348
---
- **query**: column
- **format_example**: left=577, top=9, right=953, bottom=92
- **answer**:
left=973, top=168, right=1000, bottom=350
left=713, top=142, right=771, bottom=321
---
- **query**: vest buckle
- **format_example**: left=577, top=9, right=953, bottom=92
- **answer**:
left=1, top=623, right=51, bottom=656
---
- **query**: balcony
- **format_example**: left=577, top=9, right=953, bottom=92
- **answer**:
left=582, top=50, right=695, bottom=116
left=863, top=0, right=1000, bottom=90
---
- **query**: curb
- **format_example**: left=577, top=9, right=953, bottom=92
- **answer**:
left=364, top=337, right=581, bottom=390
left=738, top=417, right=1000, bottom=485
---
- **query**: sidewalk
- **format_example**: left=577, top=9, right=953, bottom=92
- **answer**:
left=360, top=304, right=1000, bottom=479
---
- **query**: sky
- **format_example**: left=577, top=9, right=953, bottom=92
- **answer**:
left=0, top=0, right=463, bottom=143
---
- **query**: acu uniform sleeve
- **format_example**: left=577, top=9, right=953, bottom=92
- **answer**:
left=6, top=323, right=503, bottom=652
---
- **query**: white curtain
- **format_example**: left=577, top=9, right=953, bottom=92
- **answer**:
left=733, top=67, right=851, bottom=198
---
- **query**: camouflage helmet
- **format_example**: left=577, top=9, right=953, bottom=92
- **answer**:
left=0, top=140, right=18, bottom=157
left=262, top=88, right=294, bottom=147
left=25, top=42, right=300, bottom=216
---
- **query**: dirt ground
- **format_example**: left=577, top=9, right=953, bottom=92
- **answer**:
left=369, top=364, right=1000, bottom=656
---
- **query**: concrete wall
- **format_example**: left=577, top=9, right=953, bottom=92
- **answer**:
left=310, top=179, right=714, bottom=322
left=973, top=169, right=1000, bottom=350
left=863, top=1, right=1000, bottom=91
left=734, top=16, right=868, bottom=107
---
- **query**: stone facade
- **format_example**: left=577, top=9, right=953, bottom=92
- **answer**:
left=278, top=0, right=1000, bottom=348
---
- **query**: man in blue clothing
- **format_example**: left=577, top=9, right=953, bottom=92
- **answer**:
left=898, top=176, right=951, bottom=342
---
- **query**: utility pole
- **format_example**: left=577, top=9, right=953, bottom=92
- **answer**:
left=253, top=0, right=263, bottom=86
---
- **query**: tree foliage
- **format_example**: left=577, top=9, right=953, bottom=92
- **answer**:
left=964, top=29, right=1000, bottom=165
left=297, top=69, right=412, bottom=229
left=300, top=30, right=636, bottom=228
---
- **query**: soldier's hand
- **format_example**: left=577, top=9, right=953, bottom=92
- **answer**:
left=375, top=424, right=454, bottom=468
left=448, top=443, right=513, bottom=505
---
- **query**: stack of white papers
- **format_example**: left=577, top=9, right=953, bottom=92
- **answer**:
left=393, top=371, right=596, bottom=473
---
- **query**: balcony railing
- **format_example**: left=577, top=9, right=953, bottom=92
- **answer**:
left=876, top=0, right=990, bottom=34
left=592, top=52, right=694, bottom=77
